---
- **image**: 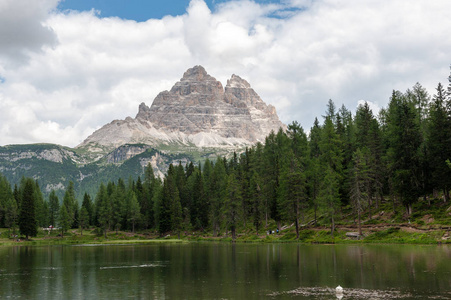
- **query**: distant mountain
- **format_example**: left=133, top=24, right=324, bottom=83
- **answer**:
left=0, top=143, right=193, bottom=199
left=0, top=66, right=285, bottom=199
left=78, top=66, right=285, bottom=158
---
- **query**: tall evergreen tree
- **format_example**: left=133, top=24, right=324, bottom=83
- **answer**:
left=355, top=102, right=384, bottom=213
left=386, top=90, right=422, bottom=215
left=223, top=172, right=242, bottom=241
left=96, top=183, right=111, bottom=238
left=111, top=179, right=126, bottom=233
left=81, top=193, right=93, bottom=226
left=318, top=166, right=340, bottom=236
left=210, top=158, right=227, bottom=236
left=0, top=175, right=13, bottom=227
left=278, top=151, right=306, bottom=239
left=63, top=181, right=77, bottom=228
left=4, top=195, right=18, bottom=235
left=349, top=148, right=370, bottom=236
left=48, top=190, right=59, bottom=227
left=34, top=181, right=48, bottom=227
left=79, top=206, right=89, bottom=235
left=19, top=178, right=37, bottom=239
left=428, top=82, right=451, bottom=201
left=249, top=171, right=264, bottom=235
left=190, top=170, right=208, bottom=230
left=308, top=118, right=322, bottom=224
left=58, top=205, right=71, bottom=238
left=128, top=191, right=141, bottom=233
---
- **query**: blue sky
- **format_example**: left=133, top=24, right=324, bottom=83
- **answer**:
left=1, top=0, right=450, bottom=146
left=58, top=0, right=283, bottom=21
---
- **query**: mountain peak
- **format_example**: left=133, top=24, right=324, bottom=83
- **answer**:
left=226, top=74, right=251, bottom=89
left=78, top=66, right=285, bottom=151
left=181, top=65, right=210, bottom=81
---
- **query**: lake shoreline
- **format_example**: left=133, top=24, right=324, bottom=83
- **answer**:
left=1, top=223, right=450, bottom=246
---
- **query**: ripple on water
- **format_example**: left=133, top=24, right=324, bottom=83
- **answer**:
left=267, top=286, right=446, bottom=299
left=99, top=263, right=165, bottom=270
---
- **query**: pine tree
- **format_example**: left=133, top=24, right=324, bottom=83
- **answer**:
left=63, top=181, right=77, bottom=228
left=19, top=178, right=37, bottom=240
left=249, top=172, right=264, bottom=235
left=34, top=181, right=48, bottom=227
left=128, top=191, right=141, bottom=233
left=58, top=205, right=71, bottom=238
left=48, top=190, right=59, bottom=227
left=0, top=175, right=13, bottom=228
left=308, top=118, right=322, bottom=225
left=318, top=166, right=341, bottom=236
left=350, top=148, right=370, bottom=236
left=386, top=90, right=422, bottom=215
left=355, top=102, right=384, bottom=214
left=111, top=179, right=126, bottom=233
left=278, top=151, right=306, bottom=239
left=223, top=172, right=242, bottom=241
left=79, top=206, right=89, bottom=235
left=141, top=163, right=157, bottom=229
left=4, top=196, right=18, bottom=235
left=81, top=193, right=93, bottom=226
left=319, top=117, right=343, bottom=174
left=169, top=180, right=183, bottom=239
left=96, top=183, right=111, bottom=238
left=428, top=83, right=451, bottom=201
left=156, top=164, right=179, bottom=235
left=190, top=170, right=208, bottom=231
left=210, top=158, right=227, bottom=236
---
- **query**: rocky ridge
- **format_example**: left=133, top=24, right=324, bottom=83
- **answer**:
left=78, top=66, right=285, bottom=156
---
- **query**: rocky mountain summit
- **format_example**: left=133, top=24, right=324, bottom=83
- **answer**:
left=78, top=66, right=285, bottom=155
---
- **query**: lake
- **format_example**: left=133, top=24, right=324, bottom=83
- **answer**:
left=0, top=243, right=450, bottom=299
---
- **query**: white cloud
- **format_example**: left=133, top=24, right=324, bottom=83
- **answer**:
left=0, top=0, right=450, bottom=147
left=0, top=0, right=58, bottom=65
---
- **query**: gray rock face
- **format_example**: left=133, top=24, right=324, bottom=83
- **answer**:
left=106, top=144, right=152, bottom=164
left=78, top=66, right=285, bottom=153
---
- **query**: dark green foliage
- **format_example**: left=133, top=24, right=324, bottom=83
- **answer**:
left=210, top=158, right=227, bottom=236
left=428, top=83, right=451, bottom=200
left=63, top=181, right=77, bottom=228
left=19, top=178, right=38, bottom=239
left=59, top=204, right=71, bottom=237
left=96, top=183, right=111, bottom=238
left=81, top=193, right=93, bottom=226
left=79, top=206, right=89, bottom=234
left=386, top=90, right=422, bottom=214
left=128, top=191, right=141, bottom=233
left=318, top=166, right=340, bottom=236
left=0, top=174, right=14, bottom=227
left=349, top=148, right=370, bottom=235
left=223, top=172, right=242, bottom=241
left=48, top=190, right=59, bottom=227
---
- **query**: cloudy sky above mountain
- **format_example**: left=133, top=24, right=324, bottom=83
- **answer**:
left=0, top=0, right=450, bottom=147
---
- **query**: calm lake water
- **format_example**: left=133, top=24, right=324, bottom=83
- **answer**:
left=0, top=243, right=450, bottom=299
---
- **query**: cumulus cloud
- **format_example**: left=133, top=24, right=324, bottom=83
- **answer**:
left=0, top=0, right=450, bottom=147
left=0, top=0, right=58, bottom=65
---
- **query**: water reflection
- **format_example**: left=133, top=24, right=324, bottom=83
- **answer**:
left=0, top=244, right=450, bottom=299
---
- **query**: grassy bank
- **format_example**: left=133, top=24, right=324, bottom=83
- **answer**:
left=1, top=197, right=450, bottom=246
left=0, top=229, right=185, bottom=246
left=0, top=226, right=449, bottom=246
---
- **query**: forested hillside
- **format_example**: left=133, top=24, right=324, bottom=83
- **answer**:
left=1, top=71, right=451, bottom=241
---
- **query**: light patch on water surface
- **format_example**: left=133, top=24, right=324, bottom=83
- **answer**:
left=99, top=263, right=165, bottom=270
left=268, top=287, right=419, bottom=299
